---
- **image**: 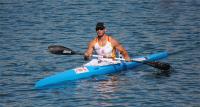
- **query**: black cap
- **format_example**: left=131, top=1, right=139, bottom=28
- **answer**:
left=96, top=22, right=105, bottom=31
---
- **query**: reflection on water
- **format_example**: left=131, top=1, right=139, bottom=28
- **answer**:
left=94, top=76, right=119, bottom=93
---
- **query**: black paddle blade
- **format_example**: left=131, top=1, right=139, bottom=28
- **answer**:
left=48, top=45, right=76, bottom=55
left=145, top=61, right=171, bottom=70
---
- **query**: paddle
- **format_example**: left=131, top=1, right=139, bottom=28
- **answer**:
left=48, top=45, right=83, bottom=55
left=48, top=45, right=171, bottom=70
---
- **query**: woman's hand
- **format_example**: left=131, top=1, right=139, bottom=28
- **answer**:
left=84, top=53, right=91, bottom=61
left=125, top=57, right=131, bottom=62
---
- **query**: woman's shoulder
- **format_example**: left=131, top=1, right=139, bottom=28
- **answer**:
left=108, top=35, right=115, bottom=41
left=108, top=35, right=120, bottom=46
left=88, top=37, right=98, bottom=45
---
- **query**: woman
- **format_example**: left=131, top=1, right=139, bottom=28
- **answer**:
left=84, top=22, right=131, bottom=62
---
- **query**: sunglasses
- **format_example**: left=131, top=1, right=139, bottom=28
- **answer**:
left=96, top=27, right=104, bottom=31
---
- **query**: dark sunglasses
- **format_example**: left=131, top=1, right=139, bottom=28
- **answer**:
left=96, top=27, right=104, bottom=31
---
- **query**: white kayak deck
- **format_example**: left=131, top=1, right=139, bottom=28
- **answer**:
left=84, top=57, right=146, bottom=66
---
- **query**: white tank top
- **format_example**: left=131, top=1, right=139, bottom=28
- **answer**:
left=94, top=36, right=115, bottom=57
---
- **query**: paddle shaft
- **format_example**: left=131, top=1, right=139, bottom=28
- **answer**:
left=92, top=55, right=170, bottom=70
left=48, top=45, right=170, bottom=70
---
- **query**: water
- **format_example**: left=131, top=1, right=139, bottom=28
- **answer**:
left=1, top=0, right=200, bottom=106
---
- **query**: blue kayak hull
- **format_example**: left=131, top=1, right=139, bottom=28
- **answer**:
left=35, top=52, right=168, bottom=89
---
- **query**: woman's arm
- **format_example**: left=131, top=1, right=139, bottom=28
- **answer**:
left=84, top=39, right=95, bottom=60
left=110, top=36, right=131, bottom=61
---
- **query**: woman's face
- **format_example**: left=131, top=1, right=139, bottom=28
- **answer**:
left=96, top=28, right=106, bottom=37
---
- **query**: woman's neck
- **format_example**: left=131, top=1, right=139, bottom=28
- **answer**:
left=97, top=34, right=107, bottom=41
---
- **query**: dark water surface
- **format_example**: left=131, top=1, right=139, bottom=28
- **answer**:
left=1, top=0, right=200, bottom=107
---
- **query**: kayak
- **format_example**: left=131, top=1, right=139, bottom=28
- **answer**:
left=35, top=51, right=168, bottom=89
